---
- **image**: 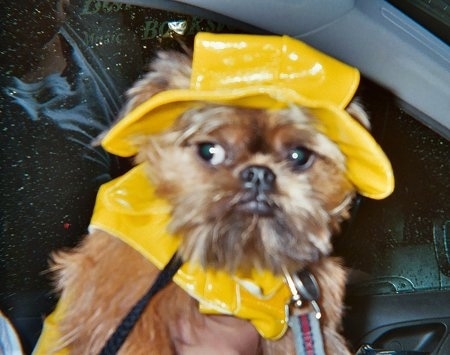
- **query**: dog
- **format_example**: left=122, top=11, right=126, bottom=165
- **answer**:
left=34, top=33, right=393, bottom=354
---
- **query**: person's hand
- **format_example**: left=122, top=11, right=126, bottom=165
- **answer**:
left=172, top=314, right=260, bottom=354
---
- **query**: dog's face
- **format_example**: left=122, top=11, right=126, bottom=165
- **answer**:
left=124, top=52, right=359, bottom=275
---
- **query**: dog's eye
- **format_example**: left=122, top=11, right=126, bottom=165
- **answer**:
left=287, top=146, right=314, bottom=170
left=197, top=142, right=226, bottom=165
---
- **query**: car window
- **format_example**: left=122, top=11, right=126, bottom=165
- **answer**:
left=0, top=1, right=249, bottom=352
left=334, top=79, right=450, bottom=296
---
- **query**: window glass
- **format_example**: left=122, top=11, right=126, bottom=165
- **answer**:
left=334, top=80, right=450, bottom=296
left=0, top=1, right=246, bottom=352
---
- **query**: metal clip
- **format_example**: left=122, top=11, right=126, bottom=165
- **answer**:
left=283, top=267, right=322, bottom=319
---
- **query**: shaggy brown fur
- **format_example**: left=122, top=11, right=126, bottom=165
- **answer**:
left=49, top=51, right=370, bottom=354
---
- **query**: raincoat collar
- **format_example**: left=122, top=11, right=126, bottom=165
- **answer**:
left=90, top=163, right=292, bottom=339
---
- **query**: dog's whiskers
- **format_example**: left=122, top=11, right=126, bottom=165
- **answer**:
left=238, top=214, right=259, bottom=244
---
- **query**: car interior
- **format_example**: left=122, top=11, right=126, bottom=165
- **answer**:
left=1, top=0, right=449, bottom=354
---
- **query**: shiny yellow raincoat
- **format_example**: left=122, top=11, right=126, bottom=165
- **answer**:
left=34, top=32, right=394, bottom=354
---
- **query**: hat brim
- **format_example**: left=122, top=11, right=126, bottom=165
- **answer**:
left=101, top=86, right=393, bottom=200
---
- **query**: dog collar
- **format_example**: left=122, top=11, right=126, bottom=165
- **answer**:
left=101, top=32, right=394, bottom=200
left=89, top=163, right=292, bottom=339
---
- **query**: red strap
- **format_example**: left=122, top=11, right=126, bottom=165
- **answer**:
left=299, top=314, right=315, bottom=355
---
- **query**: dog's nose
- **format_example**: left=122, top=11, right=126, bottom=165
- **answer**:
left=240, top=165, right=276, bottom=191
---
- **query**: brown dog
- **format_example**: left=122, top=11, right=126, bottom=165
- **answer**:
left=35, top=34, right=393, bottom=354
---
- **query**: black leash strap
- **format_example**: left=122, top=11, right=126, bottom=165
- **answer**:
left=99, top=253, right=183, bottom=355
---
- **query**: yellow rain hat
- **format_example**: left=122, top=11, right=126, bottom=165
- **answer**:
left=102, top=32, right=394, bottom=199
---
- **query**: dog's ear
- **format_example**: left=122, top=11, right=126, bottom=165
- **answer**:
left=346, top=100, right=371, bottom=130
left=122, top=51, right=192, bottom=115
